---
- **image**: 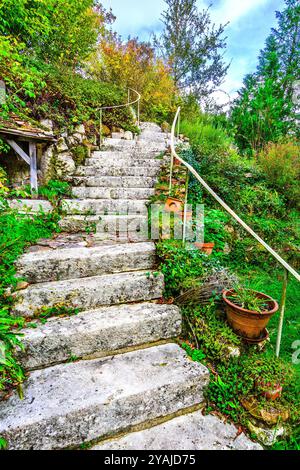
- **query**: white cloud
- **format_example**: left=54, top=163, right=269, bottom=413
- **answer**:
left=210, top=0, right=270, bottom=25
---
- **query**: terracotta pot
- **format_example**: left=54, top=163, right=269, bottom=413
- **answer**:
left=223, top=289, right=279, bottom=341
left=194, top=242, right=215, bottom=255
left=256, top=380, right=283, bottom=401
left=165, top=197, right=183, bottom=213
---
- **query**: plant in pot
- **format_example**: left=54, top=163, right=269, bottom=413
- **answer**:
left=223, top=286, right=279, bottom=342
left=242, top=356, right=293, bottom=402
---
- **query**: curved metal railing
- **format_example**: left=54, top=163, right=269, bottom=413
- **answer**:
left=99, top=88, right=141, bottom=145
left=170, top=106, right=300, bottom=357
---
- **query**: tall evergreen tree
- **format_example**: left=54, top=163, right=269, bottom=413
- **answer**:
left=155, top=0, right=228, bottom=101
left=231, top=0, right=300, bottom=154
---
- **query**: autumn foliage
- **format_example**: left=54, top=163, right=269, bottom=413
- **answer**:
left=88, top=37, right=178, bottom=123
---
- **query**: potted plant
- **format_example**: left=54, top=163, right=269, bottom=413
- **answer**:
left=194, top=242, right=215, bottom=255
left=223, top=286, right=279, bottom=341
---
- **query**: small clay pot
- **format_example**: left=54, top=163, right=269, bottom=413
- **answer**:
left=256, top=380, right=283, bottom=401
left=165, top=197, right=183, bottom=213
left=194, top=242, right=215, bottom=255
left=223, top=289, right=279, bottom=341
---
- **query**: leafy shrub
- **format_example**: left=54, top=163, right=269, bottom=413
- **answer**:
left=38, top=180, right=72, bottom=205
left=257, top=141, right=300, bottom=207
left=156, top=240, right=221, bottom=298
left=0, top=197, right=60, bottom=397
left=71, top=145, right=89, bottom=167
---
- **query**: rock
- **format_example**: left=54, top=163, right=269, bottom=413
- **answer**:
left=40, top=144, right=56, bottom=182
left=16, top=281, right=30, bottom=291
left=72, top=133, right=84, bottom=143
left=56, top=137, right=68, bottom=153
left=226, top=346, right=241, bottom=358
left=55, top=152, right=76, bottom=180
left=124, top=131, right=133, bottom=140
left=74, top=124, right=85, bottom=135
left=247, top=421, right=285, bottom=447
left=241, top=397, right=289, bottom=425
left=40, top=119, right=53, bottom=133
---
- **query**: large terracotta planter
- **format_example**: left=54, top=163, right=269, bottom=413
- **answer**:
left=223, top=289, right=279, bottom=341
left=165, top=197, right=183, bottom=213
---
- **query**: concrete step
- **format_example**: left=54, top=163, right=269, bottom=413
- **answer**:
left=16, top=242, right=157, bottom=283
left=13, top=270, right=164, bottom=317
left=85, top=157, right=162, bottom=167
left=92, top=410, right=262, bottom=451
left=138, top=131, right=166, bottom=143
left=19, top=303, right=182, bottom=370
left=72, top=187, right=155, bottom=200
left=74, top=165, right=161, bottom=178
left=61, top=199, right=149, bottom=215
left=59, top=214, right=148, bottom=234
left=8, top=199, right=52, bottom=214
left=103, top=139, right=166, bottom=154
left=0, top=344, right=209, bottom=450
left=140, top=122, right=162, bottom=132
left=90, top=151, right=163, bottom=163
left=71, top=176, right=157, bottom=189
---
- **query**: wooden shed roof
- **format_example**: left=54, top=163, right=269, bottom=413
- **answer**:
left=0, top=114, right=56, bottom=142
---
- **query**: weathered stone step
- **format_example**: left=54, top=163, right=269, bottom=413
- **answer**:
left=72, top=176, right=157, bottom=189
left=72, top=187, right=155, bottom=200
left=61, top=199, right=148, bottom=215
left=8, top=199, right=52, bottom=214
left=91, top=151, right=163, bottom=163
left=19, top=303, right=182, bottom=370
left=17, top=242, right=156, bottom=283
left=138, top=131, right=166, bottom=143
left=59, top=214, right=148, bottom=234
left=0, top=344, right=209, bottom=450
left=13, top=270, right=164, bottom=317
left=103, top=139, right=166, bottom=154
left=74, top=165, right=161, bottom=178
left=92, top=410, right=262, bottom=450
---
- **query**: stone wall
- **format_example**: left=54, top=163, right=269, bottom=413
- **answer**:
left=40, top=121, right=91, bottom=184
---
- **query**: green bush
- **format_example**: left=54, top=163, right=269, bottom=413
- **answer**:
left=0, top=185, right=61, bottom=397
left=257, top=141, right=300, bottom=208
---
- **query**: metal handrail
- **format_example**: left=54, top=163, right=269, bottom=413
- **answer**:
left=170, top=106, right=300, bottom=357
left=99, top=88, right=141, bottom=145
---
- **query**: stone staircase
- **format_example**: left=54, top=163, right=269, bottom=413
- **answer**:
left=0, top=123, right=261, bottom=450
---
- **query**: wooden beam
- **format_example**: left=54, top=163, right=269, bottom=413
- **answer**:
left=6, top=139, right=30, bottom=165
left=29, top=142, right=38, bottom=193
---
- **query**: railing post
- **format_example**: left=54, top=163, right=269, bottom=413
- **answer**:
left=99, top=109, right=103, bottom=147
left=182, top=172, right=189, bottom=246
left=137, top=99, right=140, bottom=127
left=169, top=150, right=174, bottom=195
left=177, top=112, right=180, bottom=138
left=276, top=269, right=289, bottom=358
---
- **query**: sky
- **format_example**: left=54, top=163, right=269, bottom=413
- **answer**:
left=102, top=0, right=286, bottom=104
